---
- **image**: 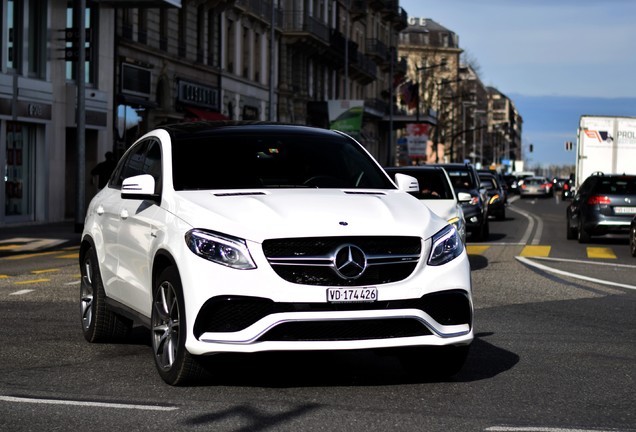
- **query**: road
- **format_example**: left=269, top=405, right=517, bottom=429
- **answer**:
left=0, top=197, right=634, bottom=432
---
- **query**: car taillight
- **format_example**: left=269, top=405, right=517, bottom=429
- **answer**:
left=587, top=195, right=610, bottom=205
left=563, top=183, right=569, bottom=190
left=542, top=183, right=552, bottom=189
left=520, top=184, right=527, bottom=189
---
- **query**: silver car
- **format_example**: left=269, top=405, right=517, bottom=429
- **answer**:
left=519, top=176, right=554, bottom=198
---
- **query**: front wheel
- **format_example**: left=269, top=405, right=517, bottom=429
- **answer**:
left=151, top=266, right=206, bottom=386
left=630, top=225, right=636, bottom=257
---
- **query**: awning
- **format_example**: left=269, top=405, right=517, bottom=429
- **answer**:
left=184, top=106, right=228, bottom=121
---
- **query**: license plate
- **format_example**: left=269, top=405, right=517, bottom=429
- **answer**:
left=614, top=206, right=636, bottom=214
left=326, top=287, right=378, bottom=303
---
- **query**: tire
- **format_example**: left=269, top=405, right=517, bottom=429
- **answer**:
left=566, top=216, right=577, bottom=240
left=630, top=225, right=636, bottom=257
left=151, top=266, right=206, bottom=386
left=577, top=220, right=591, bottom=243
left=80, top=246, right=132, bottom=343
left=399, top=345, right=470, bottom=380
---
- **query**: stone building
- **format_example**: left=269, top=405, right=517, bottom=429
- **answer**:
left=0, top=0, right=409, bottom=226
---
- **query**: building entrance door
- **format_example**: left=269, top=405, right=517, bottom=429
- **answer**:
left=5, top=122, right=34, bottom=221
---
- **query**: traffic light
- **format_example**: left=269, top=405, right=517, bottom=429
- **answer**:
left=565, top=141, right=573, bottom=151
left=61, top=28, right=91, bottom=61
left=529, top=144, right=533, bottom=152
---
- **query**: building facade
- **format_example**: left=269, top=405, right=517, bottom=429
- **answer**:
left=397, top=16, right=523, bottom=170
left=0, top=0, right=114, bottom=226
left=0, top=0, right=410, bottom=226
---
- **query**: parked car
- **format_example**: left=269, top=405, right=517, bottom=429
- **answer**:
left=478, top=171, right=506, bottom=220
left=519, top=176, right=554, bottom=198
left=433, top=163, right=489, bottom=241
left=630, top=215, right=636, bottom=257
left=384, top=165, right=466, bottom=243
left=80, top=122, right=473, bottom=385
left=566, top=173, right=636, bottom=243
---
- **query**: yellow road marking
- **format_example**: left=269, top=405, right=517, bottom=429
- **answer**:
left=520, top=245, right=551, bottom=257
left=466, top=245, right=490, bottom=255
left=57, top=253, right=79, bottom=259
left=15, top=278, right=50, bottom=285
left=1, top=251, right=58, bottom=261
left=0, top=274, right=9, bottom=279
left=587, top=247, right=617, bottom=259
left=0, top=244, right=23, bottom=250
left=31, top=269, right=60, bottom=275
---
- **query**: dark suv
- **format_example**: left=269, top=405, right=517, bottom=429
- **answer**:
left=434, top=163, right=489, bottom=241
left=566, top=173, right=636, bottom=243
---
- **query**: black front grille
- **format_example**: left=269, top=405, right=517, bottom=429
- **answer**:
left=257, top=319, right=431, bottom=342
left=262, top=236, right=422, bottom=286
left=193, top=291, right=471, bottom=339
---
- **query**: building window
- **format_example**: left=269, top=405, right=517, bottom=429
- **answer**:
left=242, top=26, right=250, bottom=78
left=28, top=0, right=47, bottom=78
left=159, top=8, right=168, bottom=51
left=178, top=5, right=186, bottom=57
left=226, top=19, right=235, bottom=74
left=206, top=9, right=217, bottom=67
left=138, top=8, right=148, bottom=44
left=6, top=0, right=20, bottom=71
left=196, top=5, right=204, bottom=63
left=65, top=4, right=95, bottom=84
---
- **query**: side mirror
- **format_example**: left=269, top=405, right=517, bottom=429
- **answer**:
left=122, top=174, right=160, bottom=202
left=457, top=192, right=472, bottom=203
left=394, top=173, right=419, bottom=193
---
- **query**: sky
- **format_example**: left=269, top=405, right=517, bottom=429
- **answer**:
left=398, top=0, right=636, bottom=168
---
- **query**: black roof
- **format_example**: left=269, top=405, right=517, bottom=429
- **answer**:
left=159, top=121, right=345, bottom=142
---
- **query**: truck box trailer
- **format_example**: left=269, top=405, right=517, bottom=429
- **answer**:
left=576, top=115, right=636, bottom=189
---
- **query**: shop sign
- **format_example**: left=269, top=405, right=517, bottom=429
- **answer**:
left=17, top=101, right=52, bottom=120
left=242, top=105, right=258, bottom=120
left=177, top=79, right=219, bottom=110
left=121, top=63, right=152, bottom=97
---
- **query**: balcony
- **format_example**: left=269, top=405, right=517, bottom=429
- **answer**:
left=351, top=0, right=368, bottom=21
left=234, top=0, right=284, bottom=28
left=350, top=52, right=377, bottom=85
left=282, top=10, right=330, bottom=49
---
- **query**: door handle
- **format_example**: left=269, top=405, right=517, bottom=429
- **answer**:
left=120, top=209, right=129, bottom=220
left=96, top=205, right=104, bottom=216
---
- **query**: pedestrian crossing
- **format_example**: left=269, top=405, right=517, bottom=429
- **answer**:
left=466, top=244, right=621, bottom=260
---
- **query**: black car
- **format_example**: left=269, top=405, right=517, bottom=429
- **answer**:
left=478, top=171, right=506, bottom=220
left=630, top=214, right=636, bottom=257
left=566, top=173, right=636, bottom=243
left=434, top=163, right=489, bottom=241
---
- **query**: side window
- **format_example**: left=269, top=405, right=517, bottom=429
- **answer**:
left=144, top=140, right=162, bottom=194
left=110, top=141, right=149, bottom=189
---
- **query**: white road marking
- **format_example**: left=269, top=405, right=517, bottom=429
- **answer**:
left=516, top=256, right=636, bottom=290
left=9, top=289, right=35, bottom=296
left=0, top=395, right=177, bottom=411
left=486, top=427, right=628, bottom=432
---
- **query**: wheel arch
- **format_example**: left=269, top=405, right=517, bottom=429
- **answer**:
left=152, top=249, right=179, bottom=290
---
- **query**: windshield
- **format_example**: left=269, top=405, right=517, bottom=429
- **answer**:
left=171, top=131, right=395, bottom=191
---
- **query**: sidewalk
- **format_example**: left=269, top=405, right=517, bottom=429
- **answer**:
left=0, top=221, right=81, bottom=256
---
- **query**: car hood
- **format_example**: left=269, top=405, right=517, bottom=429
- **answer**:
left=420, top=199, right=463, bottom=222
left=171, top=189, right=446, bottom=243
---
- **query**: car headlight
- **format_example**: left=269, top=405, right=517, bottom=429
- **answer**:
left=185, top=229, right=256, bottom=269
left=428, top=225, right=464, bottom=266
left=448, top=216, right=466, bottom=243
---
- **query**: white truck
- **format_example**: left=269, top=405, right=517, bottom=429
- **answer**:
left=576, top=115, right=636, bottom=189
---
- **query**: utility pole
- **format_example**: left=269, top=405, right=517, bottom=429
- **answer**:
left=74, top=0, right=86, bottom=233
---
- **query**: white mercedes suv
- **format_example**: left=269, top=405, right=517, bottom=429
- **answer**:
left=80, top=123, right=473, bottom=385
